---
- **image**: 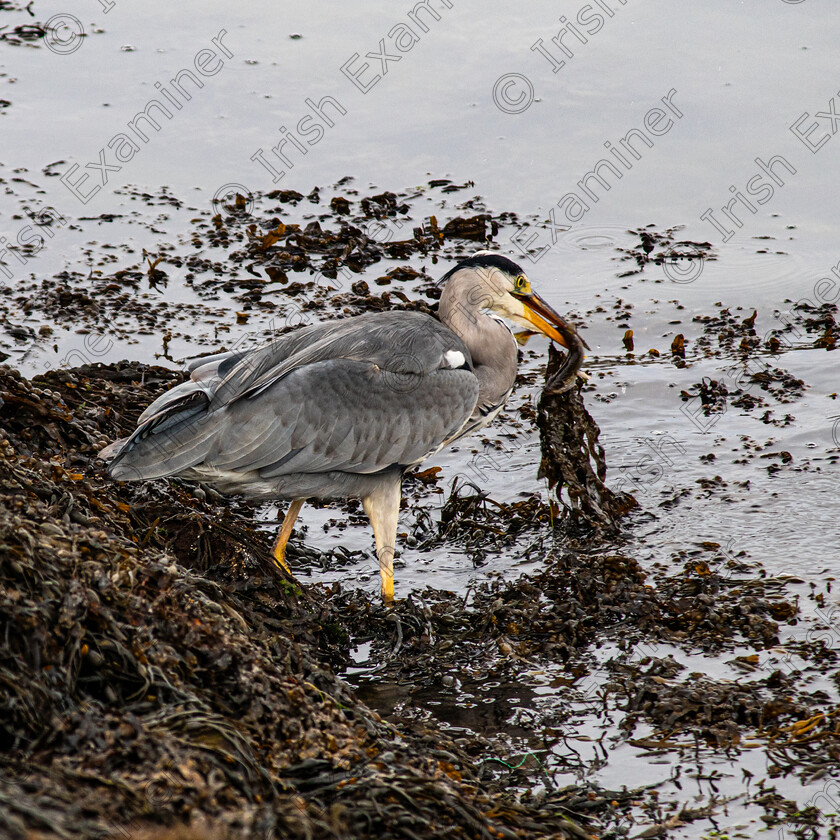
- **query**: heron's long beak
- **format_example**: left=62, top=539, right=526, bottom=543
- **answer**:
left=518, top=292, right=590, bottom=351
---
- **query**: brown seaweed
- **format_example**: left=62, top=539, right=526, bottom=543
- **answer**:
left=537, top=345, right=637, bottom=533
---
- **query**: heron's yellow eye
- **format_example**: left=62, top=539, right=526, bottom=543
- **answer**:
left=514, top=275, right=528, bottom=293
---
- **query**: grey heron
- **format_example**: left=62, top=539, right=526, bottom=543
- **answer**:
left=100, top=252, right=587, bottom=601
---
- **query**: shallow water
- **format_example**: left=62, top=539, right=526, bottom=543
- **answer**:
left=2, top=1, right=839, bottom=836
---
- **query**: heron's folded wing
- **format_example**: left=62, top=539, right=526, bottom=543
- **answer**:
left=212, top=312, right=466, bottom=407
left=208, top=358, right=479, bottom=477
left=107, top=312, right=476, bottom=480
left=135, top=318, right=360, bottom=426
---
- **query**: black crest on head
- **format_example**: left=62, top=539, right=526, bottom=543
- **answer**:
left=437, top=252, right=526, bottom=286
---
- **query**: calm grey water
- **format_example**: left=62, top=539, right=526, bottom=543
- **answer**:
left=2, top=1, right=839, bottom=835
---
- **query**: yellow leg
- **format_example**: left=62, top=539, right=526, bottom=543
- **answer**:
left=362, top=478, right=401, bottom=603
left=377, top=545, right=395, bottom=603
left=272, top=499, right=304, bottom=574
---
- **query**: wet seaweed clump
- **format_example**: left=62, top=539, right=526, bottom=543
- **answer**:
left=615, top=225, right=714, bottom=278
left=786, top=299, right=837, bottom=349
left=536, top=345, right=637, bottom=533
left=0, top=22, right=45, bottom=47
left=680, top=364, right=805, bottom=427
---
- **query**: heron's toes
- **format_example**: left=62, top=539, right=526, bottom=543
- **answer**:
left=272, top=550, right=291, bottom=575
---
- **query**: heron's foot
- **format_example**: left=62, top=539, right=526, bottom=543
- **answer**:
left=380, top=572, right=395, bottom=603
left=272, top=544, right=291, bottom=575
left=272, top=499, right=304, bottom=576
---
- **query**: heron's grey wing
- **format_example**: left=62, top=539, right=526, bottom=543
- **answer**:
left=107, top=312, right=477, bottom=481
left=211, top=312, right=459, bottom=406
left=209, top=312, right=478, bottom=474
left=206, top=358, right=479, bottom=478
left=108, top=358, right=477, bottom=481
left=136, top=379, right=211, bottom=426
left=134, top=352, right=242, bottom=426
left=133, top=319, right=355, bottom=426
left=183, top=349, right=241, bottom=375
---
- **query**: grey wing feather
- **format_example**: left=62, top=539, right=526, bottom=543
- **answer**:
left=105, top=312, right=478, bottom=484
left=211, top=312, right=446, bottom=404
left=209, top=359, right=477, bottom=477
left=183, top=349, right=241, bottom=375
left=133, top=319, right=357, bottom=426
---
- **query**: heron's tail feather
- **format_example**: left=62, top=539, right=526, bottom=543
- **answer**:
left=102, top=389, right=217, bottom=481
left=98, top=437, right=129, bottom=461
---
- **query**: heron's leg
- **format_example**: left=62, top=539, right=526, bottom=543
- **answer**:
left=362, top=476, right=401, bottom=603
left=273, top=498, right=304, bottom=573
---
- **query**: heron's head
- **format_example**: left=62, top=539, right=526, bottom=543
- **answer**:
left=438, top=251, right=589, bottom=352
